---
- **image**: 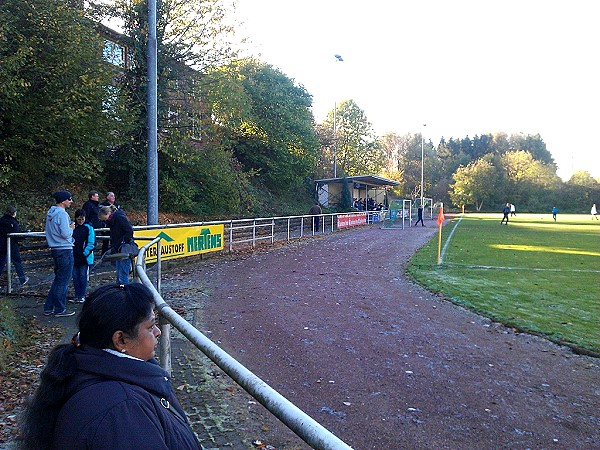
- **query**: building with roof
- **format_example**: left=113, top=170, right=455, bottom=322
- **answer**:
left=314, top=175, right=400, bottom=210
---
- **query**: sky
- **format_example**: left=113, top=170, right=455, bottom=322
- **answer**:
left=233, top=0, right=599, bottom=181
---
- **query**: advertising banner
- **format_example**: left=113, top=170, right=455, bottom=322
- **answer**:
left=337, top=212, right=367, bottom=229
left=134, top=224, right=225, bottom=263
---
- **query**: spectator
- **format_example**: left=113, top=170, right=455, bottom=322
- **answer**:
left=98, top=205, right=134, bottom=284
left=0, top=205, right=29, bottom=286
left=100, top=191, right=121, bottom=209
left=43, top=191, right=75, bottom=317
left=70, top=209, right=95, bottom=304
left=82, top=190, right=102, bottom=229
left=591, top=203, right=598, bottom=220
left=99, top=191, right=120, bottom=254
left=510, top=203, right=516, bottom=216
left=552, top=206, right=558, bottom=222
left=20, top=283, right=201, bottom=450
left=309, top=202, right=322, bottom=232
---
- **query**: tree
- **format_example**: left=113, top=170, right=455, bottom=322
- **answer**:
left=0, top=0, right=125, bottom=189
left=449, top=159, right=498, bottom=211
left=509, top=133, right=555, bottom=166
left=378, top=132, right=412, bottom=196
left=323, top=100, right=382, bottom=176
left=568, top=170, right=598, bottom=187
left=103, top=0, right=241, bottom=200
left=380, top=132, right=409, bottom=173
left=226, top=59, right=320, bottom=194
left=340, top=177, right=353, bottom=211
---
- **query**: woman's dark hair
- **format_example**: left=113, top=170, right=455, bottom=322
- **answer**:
left=78, top=283, right=155, bottom=348
left=74, top=208, right=85, bottom=219
left=20, top=283, right=155, bottom=449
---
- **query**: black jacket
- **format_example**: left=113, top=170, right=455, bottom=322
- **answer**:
left=73, top=223, right=95, bottom=267
left=82, top=199, right=102, bottom=228
left=105, top=209, right=133, bottom=252
left=52, top=347, right=200, bottom=449
left=0, top=214, right=22, bottom=256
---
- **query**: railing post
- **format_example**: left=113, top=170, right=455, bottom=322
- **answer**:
left=159, top=312, right=172, bottom=375
left=253, top=219, right=256, bottom=249
left=156, top=239, right=162, bottom=294
left=229, top=220, right=233, bottom=253
left=271, top=219, right=275, bottom=244
left=6, top=236, right=12, bottom=293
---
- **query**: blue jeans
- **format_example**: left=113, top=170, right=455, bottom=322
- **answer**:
left=72, top=264, right=89, bottom=299
left=44, top=249, right=73, bottom=314
left=0, top=251, right=27, bottom=283
left=116, top=258, right=131, bottom=284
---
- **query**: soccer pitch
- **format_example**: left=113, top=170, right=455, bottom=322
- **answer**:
left=407, top=213, right=600, bottom=355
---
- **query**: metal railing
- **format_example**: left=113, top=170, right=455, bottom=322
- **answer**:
left=3, top=210, right=386, bottom=293
left=3, top=210, right=383, bottom=446
left=135, top=238, right=353, bottom=450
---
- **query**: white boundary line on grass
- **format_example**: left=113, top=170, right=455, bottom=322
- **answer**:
left=439, top=214, right=463, bottom=264
left=442, top=263, right=600, bottom=273
left=439, top=214, right=600, bottom=273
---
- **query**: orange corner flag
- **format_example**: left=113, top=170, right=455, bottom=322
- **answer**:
left=436, top=205, right=445, bottom=226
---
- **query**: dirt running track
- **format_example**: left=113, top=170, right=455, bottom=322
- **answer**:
left=162, top=224, right=599, bottom=449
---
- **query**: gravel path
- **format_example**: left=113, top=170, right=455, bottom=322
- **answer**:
left=160, top=224, right=599, bottom=449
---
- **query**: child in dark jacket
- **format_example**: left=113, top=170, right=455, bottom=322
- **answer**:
left=70, top=209, right=95, bottom=303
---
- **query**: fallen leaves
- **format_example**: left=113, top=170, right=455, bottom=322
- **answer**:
left=0, top=318, right=62, bottom=444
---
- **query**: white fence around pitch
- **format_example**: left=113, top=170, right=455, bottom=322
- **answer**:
left=3, top=211, right=386, bottom=292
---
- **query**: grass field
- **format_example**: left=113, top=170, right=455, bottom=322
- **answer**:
left=407, top=213, right=600, bottom=355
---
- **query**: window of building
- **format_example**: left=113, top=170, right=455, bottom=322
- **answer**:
left=103, top=40, right=125, bottom=66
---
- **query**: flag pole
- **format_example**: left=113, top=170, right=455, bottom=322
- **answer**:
left=437, top=203, right=445, bottom=265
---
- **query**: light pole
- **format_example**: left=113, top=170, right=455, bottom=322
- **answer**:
left=420, top=123, right=426, bottom=207
left=333, top=54, right=343, bottom=178
left=147, top=0, right=158, bottom=225
left=333, top=100, right=337, bottom=177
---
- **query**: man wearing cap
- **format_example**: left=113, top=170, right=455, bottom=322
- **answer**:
left=43, top=191, right=75, bottom=317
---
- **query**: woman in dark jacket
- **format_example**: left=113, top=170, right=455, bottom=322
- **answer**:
left=0, top=205, right=29, bottom=285
left=98, top=205, right=134, bottom=284
left=20, top=283, right=200, bottom=450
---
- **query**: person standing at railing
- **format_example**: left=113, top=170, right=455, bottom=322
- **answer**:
left=98, top=205, right=134, bottom=284
left=43, top=191, right=75, bottom=317
left=82, top=190, right=105, bottom=258
left=70, top=209, right=95, bottom=304
left=99, top=191, right=120, bottom=255
left=82, top=190, right=102, bottom=229
left=20, top=283, right=201, bottom=450
left=0, top=205, right=29, bottom=286
left=309, top=202, right=322, bottom=232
